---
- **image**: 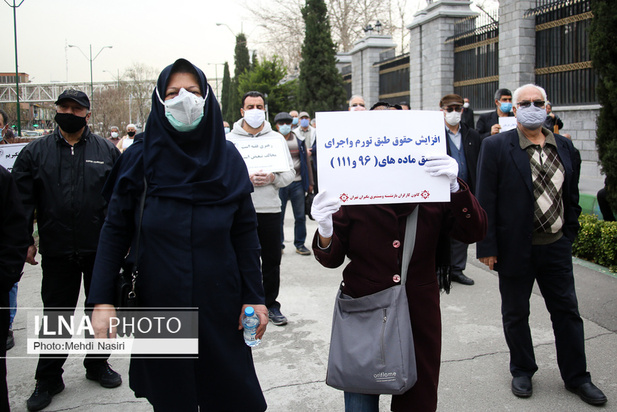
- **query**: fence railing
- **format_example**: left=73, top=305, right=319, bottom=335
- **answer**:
left=376, top=53, right=410, bottom=106
left=452, top=15, right=499, bottom=110
left=532, top=0, right=597, bottom=105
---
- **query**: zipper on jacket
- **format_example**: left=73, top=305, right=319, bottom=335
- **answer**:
left=380, top=308, right=387, bottom=364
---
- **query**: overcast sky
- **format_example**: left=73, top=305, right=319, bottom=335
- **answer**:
left=0, top=0, right=260, bottom=84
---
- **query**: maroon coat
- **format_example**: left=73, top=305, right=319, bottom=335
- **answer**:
left=313, top=183, right=487, bottom=412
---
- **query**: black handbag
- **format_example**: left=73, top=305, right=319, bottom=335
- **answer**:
left=114, top=179, right=147, bottom=309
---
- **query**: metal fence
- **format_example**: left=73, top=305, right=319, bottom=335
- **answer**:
left=531, top=0, right=596, bottom=105
left=452, top=11, right=499, bottom=110
left=376, top=51, right=410, bottom=106
left=341, top=65, right=352, bottom=100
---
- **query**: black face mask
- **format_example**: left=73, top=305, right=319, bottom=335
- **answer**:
left=55, top=112, right=87, bottom=134
left=127, top=131, right=136, bottom=137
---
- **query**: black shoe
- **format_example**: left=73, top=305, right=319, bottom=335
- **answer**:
left=511, top=376, right=532, bottom=398
left=268, top=307, right=288, bottom=326
left=451, top=272, right=475, bottom=285
left=566, top=382, right=607, bottom=406
left=86, top=362, right=122, bottom=388
left=26, top=378, right=65, bottom=412
left=296, top=245, right=311, bottom=255
left=6, top=329, right=14, bottom=351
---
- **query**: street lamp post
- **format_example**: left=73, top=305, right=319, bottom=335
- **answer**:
left=4, top=0, right=25, bottom=137
left=206, top=63, right=225, bottom=100
left=103, top=69, right=121, bottom=88
left=68, top=44, right=113, bottom=109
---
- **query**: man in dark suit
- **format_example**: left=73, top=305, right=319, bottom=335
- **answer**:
left=476, top=84, right=607, bottom=406
left=440, top=94, right=483, bottom=285
left=461, top=97, right=475, bottom=129
left=476, top=88, right=514, bottom=138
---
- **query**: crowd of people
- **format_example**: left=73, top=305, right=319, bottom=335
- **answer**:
left=0, top=58, right=610, bottom=412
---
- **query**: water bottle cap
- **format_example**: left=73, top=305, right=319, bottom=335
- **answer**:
left=245, top=306, right=255, bottom=316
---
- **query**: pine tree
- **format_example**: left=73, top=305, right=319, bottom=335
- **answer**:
left=238, top=56, right=298, bottom=125
left=298, top=0, right=347, bottom=116
left=221, top=62, right=232, bottom=124
left=230, top=33, right=251, bottom=121
left=590, top=0, right=617, bottom=209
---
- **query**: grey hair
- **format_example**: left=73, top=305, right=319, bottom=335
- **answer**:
left=348, top=95, right=365, bottom=107
left=512, top=84, right=547, bottom=105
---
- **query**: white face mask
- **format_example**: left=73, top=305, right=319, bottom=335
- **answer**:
left=111, top=132, right=119, bottom=138
left=516, top=104, right=546, bottom=130
left=463, top=102, right=470, bottom=109
left=244, top=109, right=265, bottom=129
left=444, top=111, right=462, bottom=126
left=157, top=87, right=207, bottom=131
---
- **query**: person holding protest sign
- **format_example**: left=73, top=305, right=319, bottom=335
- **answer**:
left=311, top=153, right=487, bottom=410
left=227, top=91, right=295, bottom=326
left=89, top=59, right=268, bottom=411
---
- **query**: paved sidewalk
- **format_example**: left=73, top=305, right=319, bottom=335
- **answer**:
left=6, top=215, right=616, bottom=411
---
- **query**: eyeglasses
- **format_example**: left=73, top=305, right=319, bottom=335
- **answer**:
left=517, top=100, right=546, bottom=108
left=351, top=103, right=365, bottom=107
left=442, top=106, right=463, bottom=113
left=277, top=121, right=292, bottom=125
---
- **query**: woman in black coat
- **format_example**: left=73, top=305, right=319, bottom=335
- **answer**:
left=88, top=59, right=267, bottom=411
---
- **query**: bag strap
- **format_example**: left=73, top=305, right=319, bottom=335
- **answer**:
left=128, top=177, right=147, bottom=298
left=400, top=207, right=419, bottom=286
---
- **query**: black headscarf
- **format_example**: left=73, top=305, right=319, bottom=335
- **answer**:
left=141, top=58, right=251, bottom=205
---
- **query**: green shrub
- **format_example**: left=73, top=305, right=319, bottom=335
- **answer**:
left=573, top=214, right=617, bottom=270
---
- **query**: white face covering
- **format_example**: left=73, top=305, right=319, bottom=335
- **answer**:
left=463, top=102, right=470, bottom=109
left=444, top=111, right=462, bottom=127
left=244, top=109, right=266, bottom=129
left=516, top=105, right=546, bottom=130
left=162, top=87, right=206, bottom=125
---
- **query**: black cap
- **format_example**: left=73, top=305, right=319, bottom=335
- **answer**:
left=274, top=112, right=293, bottom=123
left=55, top=89, right=90, bottom=110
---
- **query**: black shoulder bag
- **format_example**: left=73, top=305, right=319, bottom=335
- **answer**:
left=114, top=179, right=147, bottom=309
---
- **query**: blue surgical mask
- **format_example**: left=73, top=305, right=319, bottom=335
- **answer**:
left=224, top=127, right=230, bottom=134
left=278, top=124, right=292, bottom=135
left=300, top=118, right=310, bottom=128
left=500, top=102, right=512, bottom=113
left=292, top=117, right=298, bottom=125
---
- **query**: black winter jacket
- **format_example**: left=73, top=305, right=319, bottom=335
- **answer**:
left=12, top=127, right=119, bottom=257
left=0, top=166, right=29, bottom=292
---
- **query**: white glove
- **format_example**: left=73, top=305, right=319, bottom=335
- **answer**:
left=425, top=154, right=460, bottom=193
left=311, top=192, right=341, bottom=238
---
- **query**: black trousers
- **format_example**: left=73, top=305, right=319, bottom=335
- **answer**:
left=498, top=236, right=591, bottom=387
left=35, top=254, right=108, bottom=381
left=450, top=237, right=469, bottom=275
left=256, top=213, right=282, bottom=309
left=0, top=291, right=10, bottom=411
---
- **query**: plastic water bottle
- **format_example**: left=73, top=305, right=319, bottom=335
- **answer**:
left=242, top=306, right=261, bottom=347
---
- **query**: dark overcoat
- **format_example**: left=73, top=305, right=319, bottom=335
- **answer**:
left=475, top=128, right=581, bottom=276
left=313, top=183, right=487, bottom=411
left=88, top=142, right=267, bottom=411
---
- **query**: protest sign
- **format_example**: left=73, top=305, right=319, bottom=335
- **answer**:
left=315, top=110, right=449, bottom=205
left=0, top=143, right=27, bottom=172
left=499, top=116, right=517, bottom=132
left=227, top=135, right=290, bottom=174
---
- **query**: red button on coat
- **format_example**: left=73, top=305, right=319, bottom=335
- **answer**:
left=393, top=274, right=401, bottom=283
left=393, top=240, right=401, bottom=248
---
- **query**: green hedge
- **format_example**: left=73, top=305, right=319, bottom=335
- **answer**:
left=573, top=214, right=617, bottom=271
